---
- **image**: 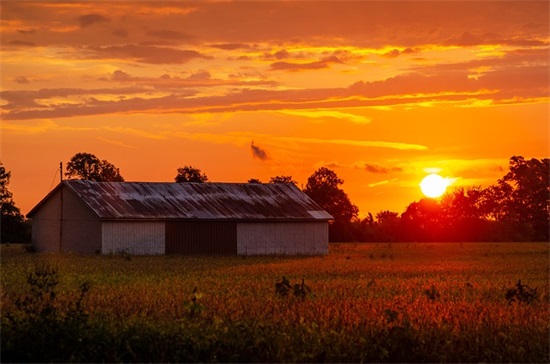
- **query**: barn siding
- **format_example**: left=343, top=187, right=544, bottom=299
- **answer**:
left=102, top=222, right=165, bottom=255
left=30, top=186, right=101, bottom=253
left=61, top=186, right=102, bottom=253
left=30, top=188, right=62, bottom=252
left=165, top=221, right=237, bottom=254
left=237, top=222, right=328, bottom=255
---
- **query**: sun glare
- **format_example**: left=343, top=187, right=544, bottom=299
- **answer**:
left=420, top=173, right=448, bottom=198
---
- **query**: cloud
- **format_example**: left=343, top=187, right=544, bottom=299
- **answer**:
left=270, top=61, right=329, bottom=72
left=285, top=137, right=426, bottom=151
left=175, top=132, right=427, bottom=152
left=81, top=44, right=208, bottom=64
left=278, top=109, right=371, bottom=124
left=77, top=14, right=110, bottom=27
left=383, top=49, right=401, bottom=58
left=9, top=40, right=36, bottom=47
left=13, top=76, right=30, bottom=84
left=2, top=92, right=196, bottom=120
left=102, top=126, right=167, bottom=140
left=368, top=178, right=398, bottom=188
left=269, top=55, right=343, bottom=72
left=209, top=43, right=253, bottom=50
left=146, top=30, right=194, bottom=40
left=102, top=69, right=277, bottom=90
left=382, top=48, right=421, bottom=58
left=1, top=86, right=153, bottom=110
left=80, top=44, right=208, bottom=64
left=0, top=119, right=96, bottom=134
left=250, top=141, right=270, bottom=161
left=97, top=137, right=136, bottom=149
left=17, top=28, right=36, bottom=34
left=363, top=163, right=403, bottom=174
left=3, top=45, right=547, bottom=120
left=111, top=28, right=128, bottom=38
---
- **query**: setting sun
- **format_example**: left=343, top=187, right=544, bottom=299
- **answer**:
left=420, top=173, right=448, bottom=198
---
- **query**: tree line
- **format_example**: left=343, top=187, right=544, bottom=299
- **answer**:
left=1, top=153, right=548, bottom=244
left=345, top=156, right=549, bottom=242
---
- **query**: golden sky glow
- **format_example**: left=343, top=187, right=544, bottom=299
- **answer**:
left=1, top=0, right=549, bottom=217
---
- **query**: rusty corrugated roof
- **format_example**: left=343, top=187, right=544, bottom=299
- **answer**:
left=32, top=180, right=333, bottom=221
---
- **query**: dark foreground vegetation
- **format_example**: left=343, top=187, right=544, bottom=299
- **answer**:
left=1, top=243, right=548, bottom=363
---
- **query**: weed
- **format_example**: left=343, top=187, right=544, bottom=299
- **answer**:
left=293, top=278, right=312, bottom=299
left=384, top=309, right=399, bottom=323
left=116, top=248, right=132, bottom=261
left=275, top=277, right=312, bottom=300
left=424, top=285, right=441, bottom=301
left=183, top=287, right=205, bottom=318
left=505, top=280, right=539, bottom=304
left=2, top=263, right=91, bottom=362
left=275, top=276, right=292, bottom=297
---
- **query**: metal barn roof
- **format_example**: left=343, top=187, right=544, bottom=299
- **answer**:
left=28, top=180, right=333, bottom=221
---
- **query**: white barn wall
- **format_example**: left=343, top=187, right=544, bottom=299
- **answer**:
left=237, top=222, right=328, bottom=255
left=102, top=222, right=165, bottom=255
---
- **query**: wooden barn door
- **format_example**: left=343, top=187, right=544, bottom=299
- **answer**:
left=165, top=221, right=237, bottom=254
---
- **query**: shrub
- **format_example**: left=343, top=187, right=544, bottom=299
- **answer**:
left=505, top=280, right=539, bottom=304
left=1, top=264, right=91, bottom=362
left=275, top=276, right=312, bottom=300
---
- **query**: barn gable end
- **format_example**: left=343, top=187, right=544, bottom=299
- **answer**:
left=27, top=184, right=101, bottom=253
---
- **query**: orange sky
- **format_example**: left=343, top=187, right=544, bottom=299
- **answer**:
left=1, top=1, right=549, bottom=217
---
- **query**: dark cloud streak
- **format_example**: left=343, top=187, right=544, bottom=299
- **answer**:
left=81, top=44, right=208, bottom=64
left=77, top=14, right=110, bottom=27
left=363, top=163, right=403, bottom=174
left=250, top=141, right=270, bottom=161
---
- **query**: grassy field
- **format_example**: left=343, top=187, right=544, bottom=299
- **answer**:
left=1, top=242, right=549, bottom=363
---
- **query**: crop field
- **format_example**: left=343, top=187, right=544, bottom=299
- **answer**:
left=1, top=242, right=549, bottom=363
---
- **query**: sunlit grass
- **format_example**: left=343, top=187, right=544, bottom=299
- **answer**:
left=1, top=242, right=548, bottom=362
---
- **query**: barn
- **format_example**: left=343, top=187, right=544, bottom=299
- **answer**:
left=26, top=180, right=332, bottom=255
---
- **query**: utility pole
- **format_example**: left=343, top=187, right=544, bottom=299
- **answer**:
left=59, top=161, right=63, bottom=252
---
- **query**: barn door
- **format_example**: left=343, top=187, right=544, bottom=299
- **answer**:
left=165, top=221, right=237, bottom=254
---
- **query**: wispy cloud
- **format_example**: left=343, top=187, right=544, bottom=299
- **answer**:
left=369, top=178, right=398, bottom=188
left=0, top=120, right=96, bottom=134
left=363, top=163, right=403, bottom=174
left=278, top=109, right=371, bottom=124
left=102, top=126, right=167, bottom=140
left=280, top=136, right=427, bottom=151
left=171, top=131, right=427, bottom=152
left=97, top=136, right=136, bottom=149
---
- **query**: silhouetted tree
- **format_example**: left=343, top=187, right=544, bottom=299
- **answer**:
left=66, top=152, right=124, bottom=182
left=440, top=187, right=486, bottom=241
left=269, top=175, right=297, bottom=185
left=498, top=156, right=549, bottom=241
left=401, top=199, right=444, bottom=242
left=375, top=210, right=401, bottom=242
left=0, top=161, right=30, bottom=243
left=479, top=183, right=512, bottom=222
left=247, top=178, right=262, bottom=184
left=175, top=165, right=208, bottom=183
left=304, top=167, right=358, bottom=241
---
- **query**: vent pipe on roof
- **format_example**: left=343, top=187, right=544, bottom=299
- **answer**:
left=60, top=162, right=63, bottom=182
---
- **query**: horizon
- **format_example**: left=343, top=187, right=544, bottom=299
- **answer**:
left=1, top=0, right=548, bottom=217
